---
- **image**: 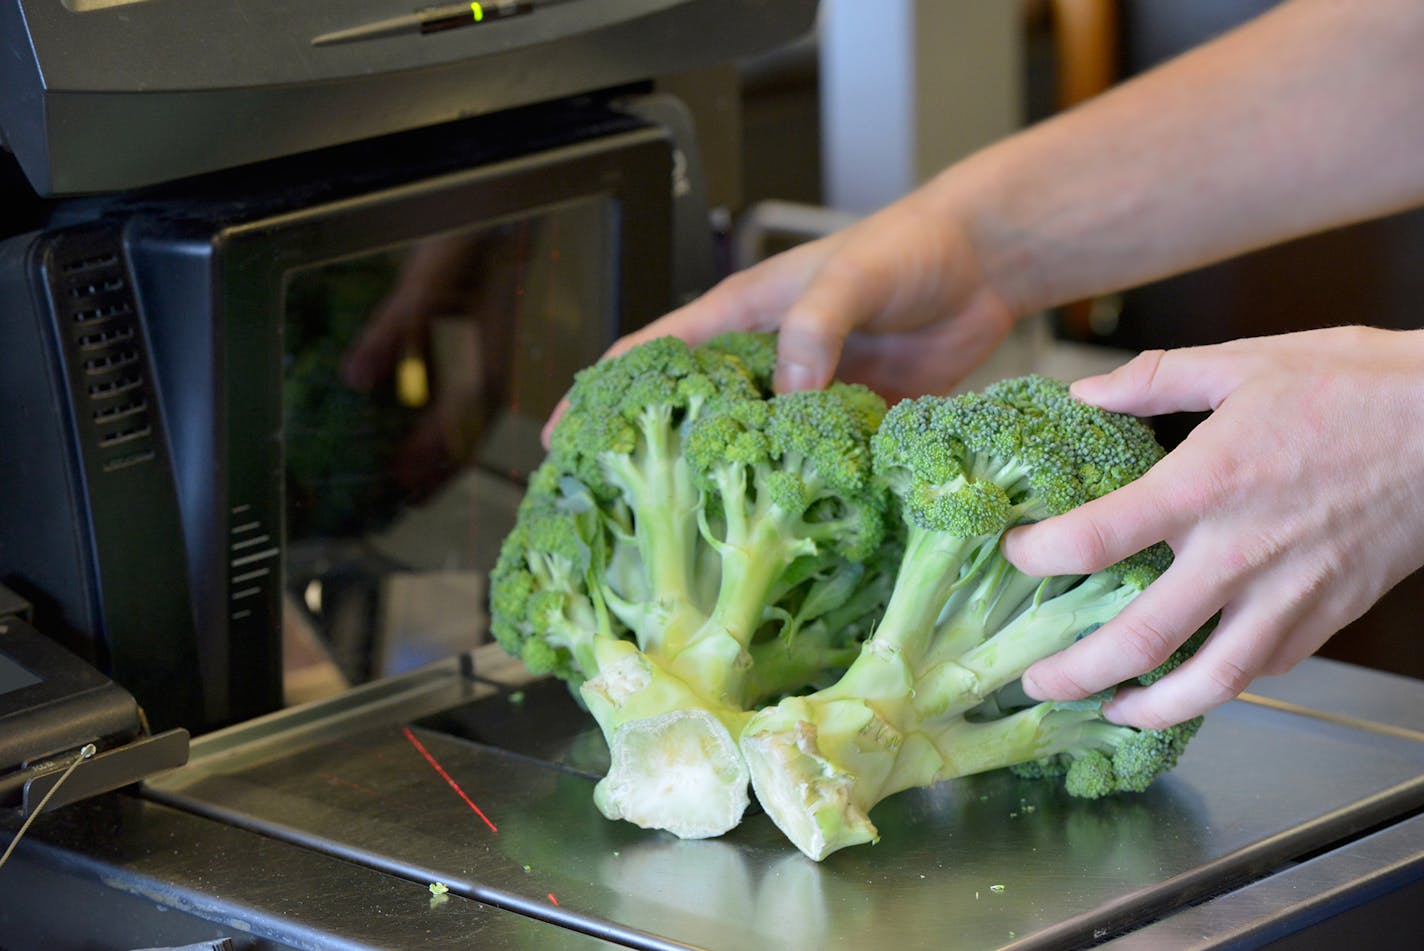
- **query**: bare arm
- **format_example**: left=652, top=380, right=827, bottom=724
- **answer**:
left=949, top=0, right=1424, bottom=316
left=579, top=0, right=1424, bottom=405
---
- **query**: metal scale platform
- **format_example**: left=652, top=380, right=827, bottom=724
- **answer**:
left=7, top=650, right=1421, bottom=950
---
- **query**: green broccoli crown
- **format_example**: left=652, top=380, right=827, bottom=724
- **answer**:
left=1104, top=717, right=1202, bottom=792
left=684, top=382, right=889, bottom=560
left=1014, top=705, right=1204, bottom=799
left=872, top=392, right=1060, bottom=535
left=984, top=375, right=1165, bottom=503
left=683, top=400, right=775, bottom=481
left=548, top=335, right=762, bottom=497
left=488, top=467, right=604, bottom=684
left=766, top=383, right=886, bottom=500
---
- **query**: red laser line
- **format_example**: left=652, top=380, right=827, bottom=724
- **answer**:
left=402, top=727, right=499, bottom=834
left=548, top=893, right=560, bottom=906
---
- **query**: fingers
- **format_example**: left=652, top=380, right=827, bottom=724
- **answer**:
left=541, top=240, right=845, bottom=447
left=1070, top=345, right=1244, bottom=417
left=772, top=258, right=884, bottom=392
left=1102, top=588, right=1329, bottom=728
left=1020, top=554, right=1227, bottom=706
left=1001, top=467, right=1184, bottom=577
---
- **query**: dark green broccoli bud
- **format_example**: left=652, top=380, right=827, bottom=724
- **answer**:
left=984, top=375, right=1165, bottom=504
left=1016, top=710, right=1205, bottom=799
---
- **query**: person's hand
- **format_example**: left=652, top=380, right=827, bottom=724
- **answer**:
left=542, top=196, right=1020, bottom=445
left=1003, top=326, right=1424, bottom=728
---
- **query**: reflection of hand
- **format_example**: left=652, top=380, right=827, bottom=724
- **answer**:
left=1004, top=327, right=1424, bottom=728
left=342, top=235, right=481, bottom=393
left=341, top=233, right=516, bottom=496
left=542, top=198, right=1018, bottom=445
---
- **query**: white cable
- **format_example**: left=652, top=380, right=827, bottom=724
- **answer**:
left=0, top=743, right=97, bottom=872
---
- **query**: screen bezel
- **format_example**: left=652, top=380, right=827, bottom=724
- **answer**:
left=202, top=125, right=674, bottom=725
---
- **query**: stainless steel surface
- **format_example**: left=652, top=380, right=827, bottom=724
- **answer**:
left=144, top=657, right=1424, bottom=951
left=1100, top=811, right=1424, bottom=950
left=0, top=794, right=623, bottom=950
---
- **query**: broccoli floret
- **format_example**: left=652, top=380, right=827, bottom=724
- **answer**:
left=739, top=381, right=1194, bottom=860
left=495, top=334, right=891, bottom=839
left=670, top=383, right=889, bottom=701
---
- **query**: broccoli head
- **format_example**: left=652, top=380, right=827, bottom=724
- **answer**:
left=740, top=382, right=1192, bottom=860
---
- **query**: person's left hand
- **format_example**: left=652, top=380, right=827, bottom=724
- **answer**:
left=1002, top=326, right=1424, bottom=728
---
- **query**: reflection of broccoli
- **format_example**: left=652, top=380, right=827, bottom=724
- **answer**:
left=284, top=257, right=418, bottom=539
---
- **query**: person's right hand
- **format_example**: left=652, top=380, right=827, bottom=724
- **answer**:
left=544, top=196, right=1020, bottom=444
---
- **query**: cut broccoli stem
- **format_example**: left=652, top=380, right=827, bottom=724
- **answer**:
left=581, top=644, right=752, bottom=839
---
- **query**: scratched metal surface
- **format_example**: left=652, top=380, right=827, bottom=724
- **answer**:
left=145, top=658, right=1424, bottom=951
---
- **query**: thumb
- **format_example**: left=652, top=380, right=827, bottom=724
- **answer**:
left=1070, top=347, right=1240, bottom=417
left=771, top=259, right=882, bottom=393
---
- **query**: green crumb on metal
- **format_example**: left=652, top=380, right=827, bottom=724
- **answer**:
left=522, top=864, right=532, bottom=873
left=509, top=691, right=526, bottom=705
left=990, top=884, right=1006, bottom=894
left=428, top=882, right=449, bottom=895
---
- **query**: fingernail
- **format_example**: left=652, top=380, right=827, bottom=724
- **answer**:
left=1101, top=698, right=1128, bottom=725
left=1020, top=670, right=1045, bottom=700
left=1068, top=377, right=1101, bottom=401
left=774, top=361, right=817, bottom=393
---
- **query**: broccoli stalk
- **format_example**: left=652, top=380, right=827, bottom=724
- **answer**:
left=670, top=386, right=888, bottom=705
left=739, top=381, right=1197, bottom=860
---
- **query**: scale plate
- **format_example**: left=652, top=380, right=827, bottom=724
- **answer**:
left=146, top=656, right=1424, bottom=950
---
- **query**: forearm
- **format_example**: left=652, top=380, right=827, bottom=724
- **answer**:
left=928, top=0, right=1424, bottom=316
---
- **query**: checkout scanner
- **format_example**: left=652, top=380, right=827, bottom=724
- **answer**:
left=2, top=2, right=1423, bottom=949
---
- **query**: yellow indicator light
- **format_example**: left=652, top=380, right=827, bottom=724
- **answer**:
left=470, top=2, right=484, bottom=21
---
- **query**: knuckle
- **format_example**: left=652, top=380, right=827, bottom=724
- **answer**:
left=1030, top=661, right=1096, bottom=701
left=1123, top=349, right=1168, bottom=392
left=1048, top=666, right=1098, bottom=701
left=1115, top=615, right=1178, bottom=672
left=1171, top=463, right=1238, bottom=517
left=1218, top=530, right=1286, bottom=578
left=1202, top=656, right=1255, bottom=703
left=1064, top=518, right=1115, bottom=571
